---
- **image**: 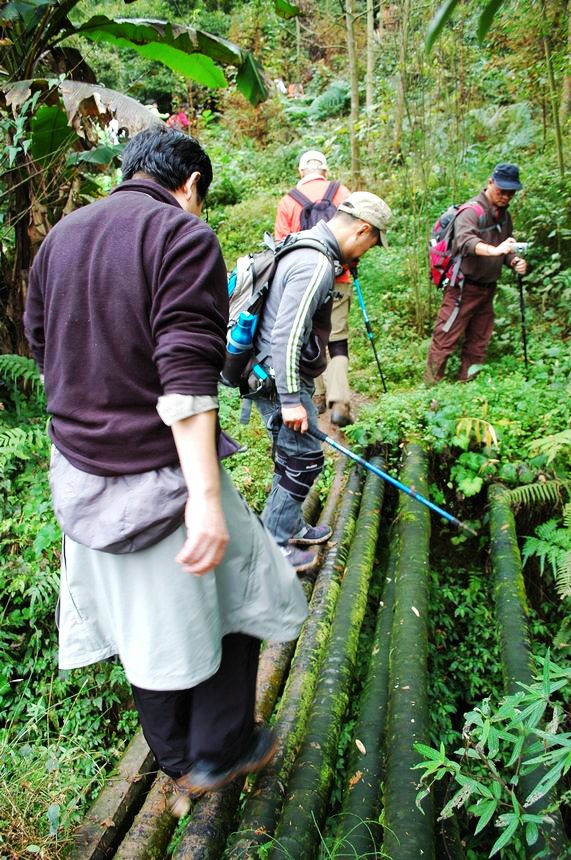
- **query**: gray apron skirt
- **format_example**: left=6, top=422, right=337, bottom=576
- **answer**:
left=57, top=466, right=307, bottom=691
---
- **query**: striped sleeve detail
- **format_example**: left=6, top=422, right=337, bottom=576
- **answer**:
left=285, top=253, right=330, bottom=392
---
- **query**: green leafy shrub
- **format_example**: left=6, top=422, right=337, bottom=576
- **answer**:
left=213, top=192, right=280, bottom=265
left=415, top=654, right=570, bottom=858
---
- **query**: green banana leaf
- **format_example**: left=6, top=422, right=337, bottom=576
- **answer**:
left=29, top=103, right=79, bottom=161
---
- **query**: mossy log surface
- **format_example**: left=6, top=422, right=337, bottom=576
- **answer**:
left=227, top=466, right=364, bottom=858
left=336, top=525, right=397, bottom=856
left=172, top=779, right=244, bottom=860
left=489, top=483, right=568, bottom=858
left=70, top=730, right=157, bottom=860
left=115, top=773, right=178, bottom=860
left=270, top=461, right=384, bottom=860
left=489, top=483, right=534, bottom=692
left=383, top=444, right=434, bottom=860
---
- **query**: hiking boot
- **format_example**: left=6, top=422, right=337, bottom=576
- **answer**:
left=281, top=544, right=319, bottom=573
left=290, top=523, right=332, bottom=546
left=313, top=393, right=327, bottom=415
left=176, top=726, right=276, bottom=796
left=168, top=782, right=196, bottom=819
left=330, top=402, right=353, bottom=428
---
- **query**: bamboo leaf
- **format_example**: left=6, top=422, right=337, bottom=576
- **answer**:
left=477, top=0, right=505, bottom=44
left=425, top=0, right=461, bottom=53
left=474, top=798, right=498, bottom=834
left=490, top=814, right=520, bottom=856
left=523, top=760, right=566, bottom=806
left=525, top=821, right=539, bottom=845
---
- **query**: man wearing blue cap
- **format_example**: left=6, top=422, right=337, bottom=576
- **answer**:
left=425, top=163, right=528, bottom=382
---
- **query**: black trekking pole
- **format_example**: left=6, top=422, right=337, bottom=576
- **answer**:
left=517, top=274, right=529, bottom=379
left=308, top=424, right=477, bottom=537
left=350, top=266, right=387, bottom=393
left=510, top=241, right=530, bottom=378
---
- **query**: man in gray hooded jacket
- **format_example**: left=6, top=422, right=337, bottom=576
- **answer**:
left=255, top=192, right=392, bottom=572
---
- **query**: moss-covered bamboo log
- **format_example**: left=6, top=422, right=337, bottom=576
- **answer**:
left=489, top=483, right=568, bottom=858
left=383, top=444, right=434, bottom=860
left=335, top=528, right=397, bottom=856
left=227, top=467, right=364, bottom=858
left=70, top=730, right=157, bottom=860
left=269, top=462, right=384, bottom=859
left=172, top=779, right=243, bottom=860
left=115, top=773, right=179, bottom=860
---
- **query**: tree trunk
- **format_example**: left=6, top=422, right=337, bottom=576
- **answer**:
left=365, top=0, right=375, bottom=117
left=345, top=0, right=361, bottom=185
left=541, top=0, right=565, bottom=177
left=2, top=167, right=34, bottom=356
left=393, top=0, right=411, bottom=156
left=559, top=1, right=570, bottom=127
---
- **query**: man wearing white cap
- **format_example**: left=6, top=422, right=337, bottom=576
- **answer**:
left=256, top=191, right=392, bottom=572
left=275, top=150, right=355, bottom=427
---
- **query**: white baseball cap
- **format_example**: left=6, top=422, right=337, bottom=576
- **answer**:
left=337, top=191, right=392, bottom=248
left=299, top=150, right=328, bottom=171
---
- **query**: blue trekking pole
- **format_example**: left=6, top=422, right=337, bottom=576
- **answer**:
left=308, top=424, right=477, bottom=537
left=350, top=266, right=387, bottom=393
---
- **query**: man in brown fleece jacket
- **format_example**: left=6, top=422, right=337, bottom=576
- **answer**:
left=425, top=163, right=528, bottom=383
left=24, top=127, right=307, bottom=814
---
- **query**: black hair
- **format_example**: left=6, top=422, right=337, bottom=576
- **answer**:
left=121, top=126, right=213, bottom=201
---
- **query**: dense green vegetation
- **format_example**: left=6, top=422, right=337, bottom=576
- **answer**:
left=1, top=0, right=570, bottom=855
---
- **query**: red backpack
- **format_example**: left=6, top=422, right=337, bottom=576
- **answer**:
left=428, top=201, right=485, bottom=288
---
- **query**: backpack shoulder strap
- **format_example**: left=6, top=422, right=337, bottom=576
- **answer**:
left=288, top=187, right=313, bottom=208
left=457, top=200, right=484, bottom=218
left=323, top=180, right=341, bottom=204
left=274, top=235, right=338, bottom=288
left=275, top=234, right=336, bottom=264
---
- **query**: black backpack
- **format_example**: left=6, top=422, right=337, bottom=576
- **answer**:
left=287, top=181, right=341, bottom=230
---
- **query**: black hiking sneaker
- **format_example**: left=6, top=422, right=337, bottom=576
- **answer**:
left=281, top=544, right=319, bottom=573
left=289, top=523, right=332, bottom=546
left=176, top=726, right=276, bottom=795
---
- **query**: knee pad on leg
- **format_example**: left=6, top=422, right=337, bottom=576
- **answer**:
left=274, top=449, right=324, bottom=501
left=328, top=339, right=348, bottom=359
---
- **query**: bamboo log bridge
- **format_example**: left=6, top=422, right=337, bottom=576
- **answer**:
left=70, top=454, right=570, bottom=859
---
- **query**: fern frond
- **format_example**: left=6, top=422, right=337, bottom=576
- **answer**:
left=26, top=566, right=60, bottom=613
left=554, top=616, right=571, bottom=651
left=507, top=480, right=570, bottom=509
left=555, top=550, right=571, bottom=600
left=0, top=354, right=43, bottom=397
left=0, top=425, right=48, bottom=466
left=525, top=429, right=571, bottom=465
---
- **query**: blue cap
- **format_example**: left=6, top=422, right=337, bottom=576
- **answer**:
left=492, top=163, right=522, bottom=191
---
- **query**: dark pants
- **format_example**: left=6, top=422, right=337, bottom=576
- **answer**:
left=131, top=632, right=261, bottom=778
left=425, top=282, right=496, bottom=382
left=256, top=379, right=323, bottom=545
